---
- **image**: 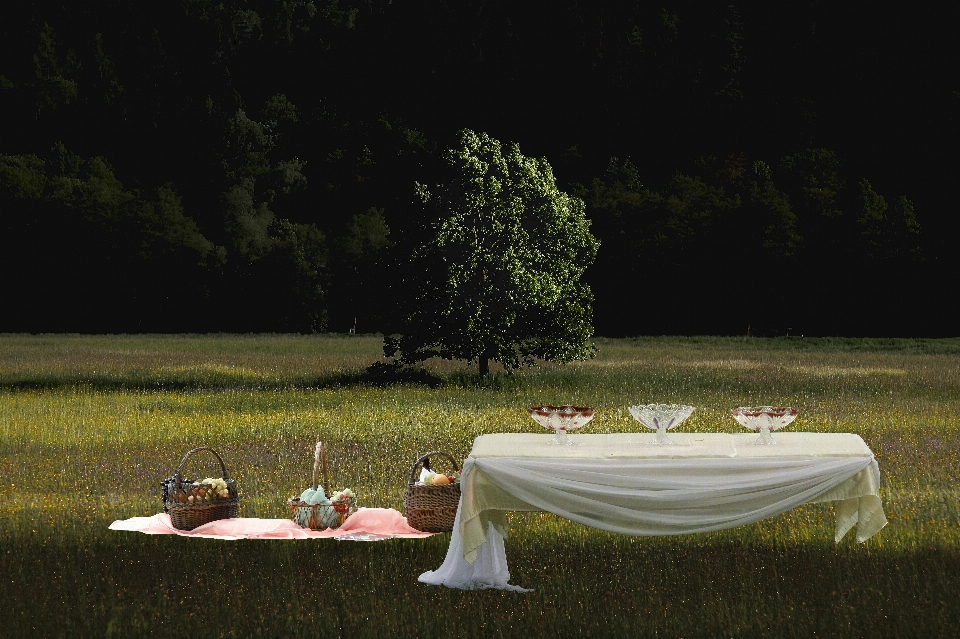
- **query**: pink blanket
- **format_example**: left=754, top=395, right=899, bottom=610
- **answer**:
left=109, top=507, right=436, bottom=540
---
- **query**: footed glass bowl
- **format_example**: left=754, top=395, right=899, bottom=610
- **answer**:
left=731, top=406, right=798, bottom=445
left=528, top=405, right=596, bottom=445
left=628, top=404, right=695, bottom=446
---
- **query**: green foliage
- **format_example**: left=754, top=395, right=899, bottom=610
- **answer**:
left=325, top=207, right=394, bottom=334
left=32, top=23, right=80, bottom=115
left=781, top=148, right=845, bottom=219
left=752, top=159, right=772, bottom=180
left=0, top=3, right=941, bottom=336
left=0, top=147, right=221, bottom=331
left=182, top=0, right=335, bottom=50
left=580, top=147, right=927, bottom=336
left=0, top=140, right=329, bottom=333
left=857, top=181, right=923, bottom=264
left=223, top=178, right=276, bottom=258
left=342, top=207, right=392, bottom=257
left=258, top=220, right=330, bottom=333
left=662, top=173, right=730, bottom=245
left=746, top=175, right=802, bottom=257
left=263, top=93, right=300, bottom=123
left=205, top=94, right=328, bottom=331
left=859, top=178, right=889, bottom=255
left=660, top=9, right=681, bottom=38
left=0, top=149, right=215, bottom=270
left=91, top=33, right=123, bottom=105
left=716, top=4, right=745, bottom=102
left=385, top=130, right=599, bottom=375
left=0, top=153, right=46, bottom=199
left=145, top=186, right=217, bottom=261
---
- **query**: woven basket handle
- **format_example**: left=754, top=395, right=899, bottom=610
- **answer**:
left=408, top=451, right=460, bottom=484
left=311, top=441, right=330, bottom=495
left=172, top=447, right=230, bottom=488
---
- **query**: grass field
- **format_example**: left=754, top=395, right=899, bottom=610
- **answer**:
left=1, top=333, right=958, bottom=638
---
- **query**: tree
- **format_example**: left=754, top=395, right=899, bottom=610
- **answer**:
left=328, top=207, right=393, bottom=333
left=0, top=146, right=221, bottom=332
left=383, top=130, right=599, bottom=376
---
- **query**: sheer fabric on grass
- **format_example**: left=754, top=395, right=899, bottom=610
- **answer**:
left=421, top=454, right=885, bottom=591
left=418, top=500, right=529, bottom=592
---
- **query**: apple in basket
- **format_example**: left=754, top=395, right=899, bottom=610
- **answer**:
left=429, top=473, right=452, bottom=485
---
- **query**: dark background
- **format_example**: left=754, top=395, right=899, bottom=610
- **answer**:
left=1, top=1, right=956, bottom=337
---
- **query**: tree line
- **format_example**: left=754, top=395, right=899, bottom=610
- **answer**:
left=0, top=1, right=946, bottom=337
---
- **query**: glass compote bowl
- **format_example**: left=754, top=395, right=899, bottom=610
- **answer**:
left=528, top=405, right=596, bottom=445
left=731, top=406, right=798, bottom=445
left=628, top=404, right=695, bottom=446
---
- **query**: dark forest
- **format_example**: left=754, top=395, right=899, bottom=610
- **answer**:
left=2, top=1, right=957, bottom=337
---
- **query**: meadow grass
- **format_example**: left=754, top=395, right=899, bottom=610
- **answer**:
left=1, top=333, right=958, bottom=638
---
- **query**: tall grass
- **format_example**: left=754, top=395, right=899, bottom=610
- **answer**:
left=1, top=334, right=958, bottom=637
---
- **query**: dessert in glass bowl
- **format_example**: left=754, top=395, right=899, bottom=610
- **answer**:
left=528, top=405, right=596, bottom=445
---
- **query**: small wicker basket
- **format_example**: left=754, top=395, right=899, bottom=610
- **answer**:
left=404, top=451, right=461, bottom=533
left=161, top=447, right=239, bottom=531
left=287, top=441, right=355, bottom=531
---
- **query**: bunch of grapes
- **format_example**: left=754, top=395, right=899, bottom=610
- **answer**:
left=200, top=477, right=231, bottom=499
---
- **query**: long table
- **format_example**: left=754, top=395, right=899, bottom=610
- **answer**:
left=419, top=432, right=887, bottom=591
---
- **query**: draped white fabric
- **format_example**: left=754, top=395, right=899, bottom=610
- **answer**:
left=418, top=499, right=531, bottom=592
left=420, top=433, right=886, bottom=591
left=462, top=455, right=881, bottom=551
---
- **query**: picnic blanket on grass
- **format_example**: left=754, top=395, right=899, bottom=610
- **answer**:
left=110, top=507, right=435, bottom=540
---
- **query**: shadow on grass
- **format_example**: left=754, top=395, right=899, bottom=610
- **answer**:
left=3, top=527, right=958, bottom=638
left=0, top=361, right=522, bottom=392
left=0, top=359, right=546, bottom=392
left=621, top=335, right=960, bottom=354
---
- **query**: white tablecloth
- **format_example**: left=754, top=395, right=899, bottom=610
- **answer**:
left=419, top=432, right=886, bottom=591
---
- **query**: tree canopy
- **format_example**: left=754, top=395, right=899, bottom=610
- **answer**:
left=0, top=2, right=953, bottom=337
left=383, top=130, right=599, bottom=375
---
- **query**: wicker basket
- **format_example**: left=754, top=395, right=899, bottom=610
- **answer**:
left=404, top=451, right=461, bottom=533
left=161, top=447, right=239, bottom=531
left=287, top=441, right=355, bottom=531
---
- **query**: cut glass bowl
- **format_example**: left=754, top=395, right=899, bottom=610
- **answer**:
left=528, top=405, right=596, bottom=445
left=628, top=404, right=695, bottom=446
left=731, top=406, right=798, bottom=445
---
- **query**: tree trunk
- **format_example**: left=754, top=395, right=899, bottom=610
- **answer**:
left=479, top=354, right=489, bottom=377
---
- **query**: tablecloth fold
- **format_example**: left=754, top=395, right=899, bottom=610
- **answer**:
left=460, top=455, right=883, bottom=562
left=422, top=432, right=888, bottom=591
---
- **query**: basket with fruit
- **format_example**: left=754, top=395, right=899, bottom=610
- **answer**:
left=404, top=451, right=462, bottom=533
left=287, top=441, right=356, bottom=531
left=161, top=447, right=239, bottom=531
